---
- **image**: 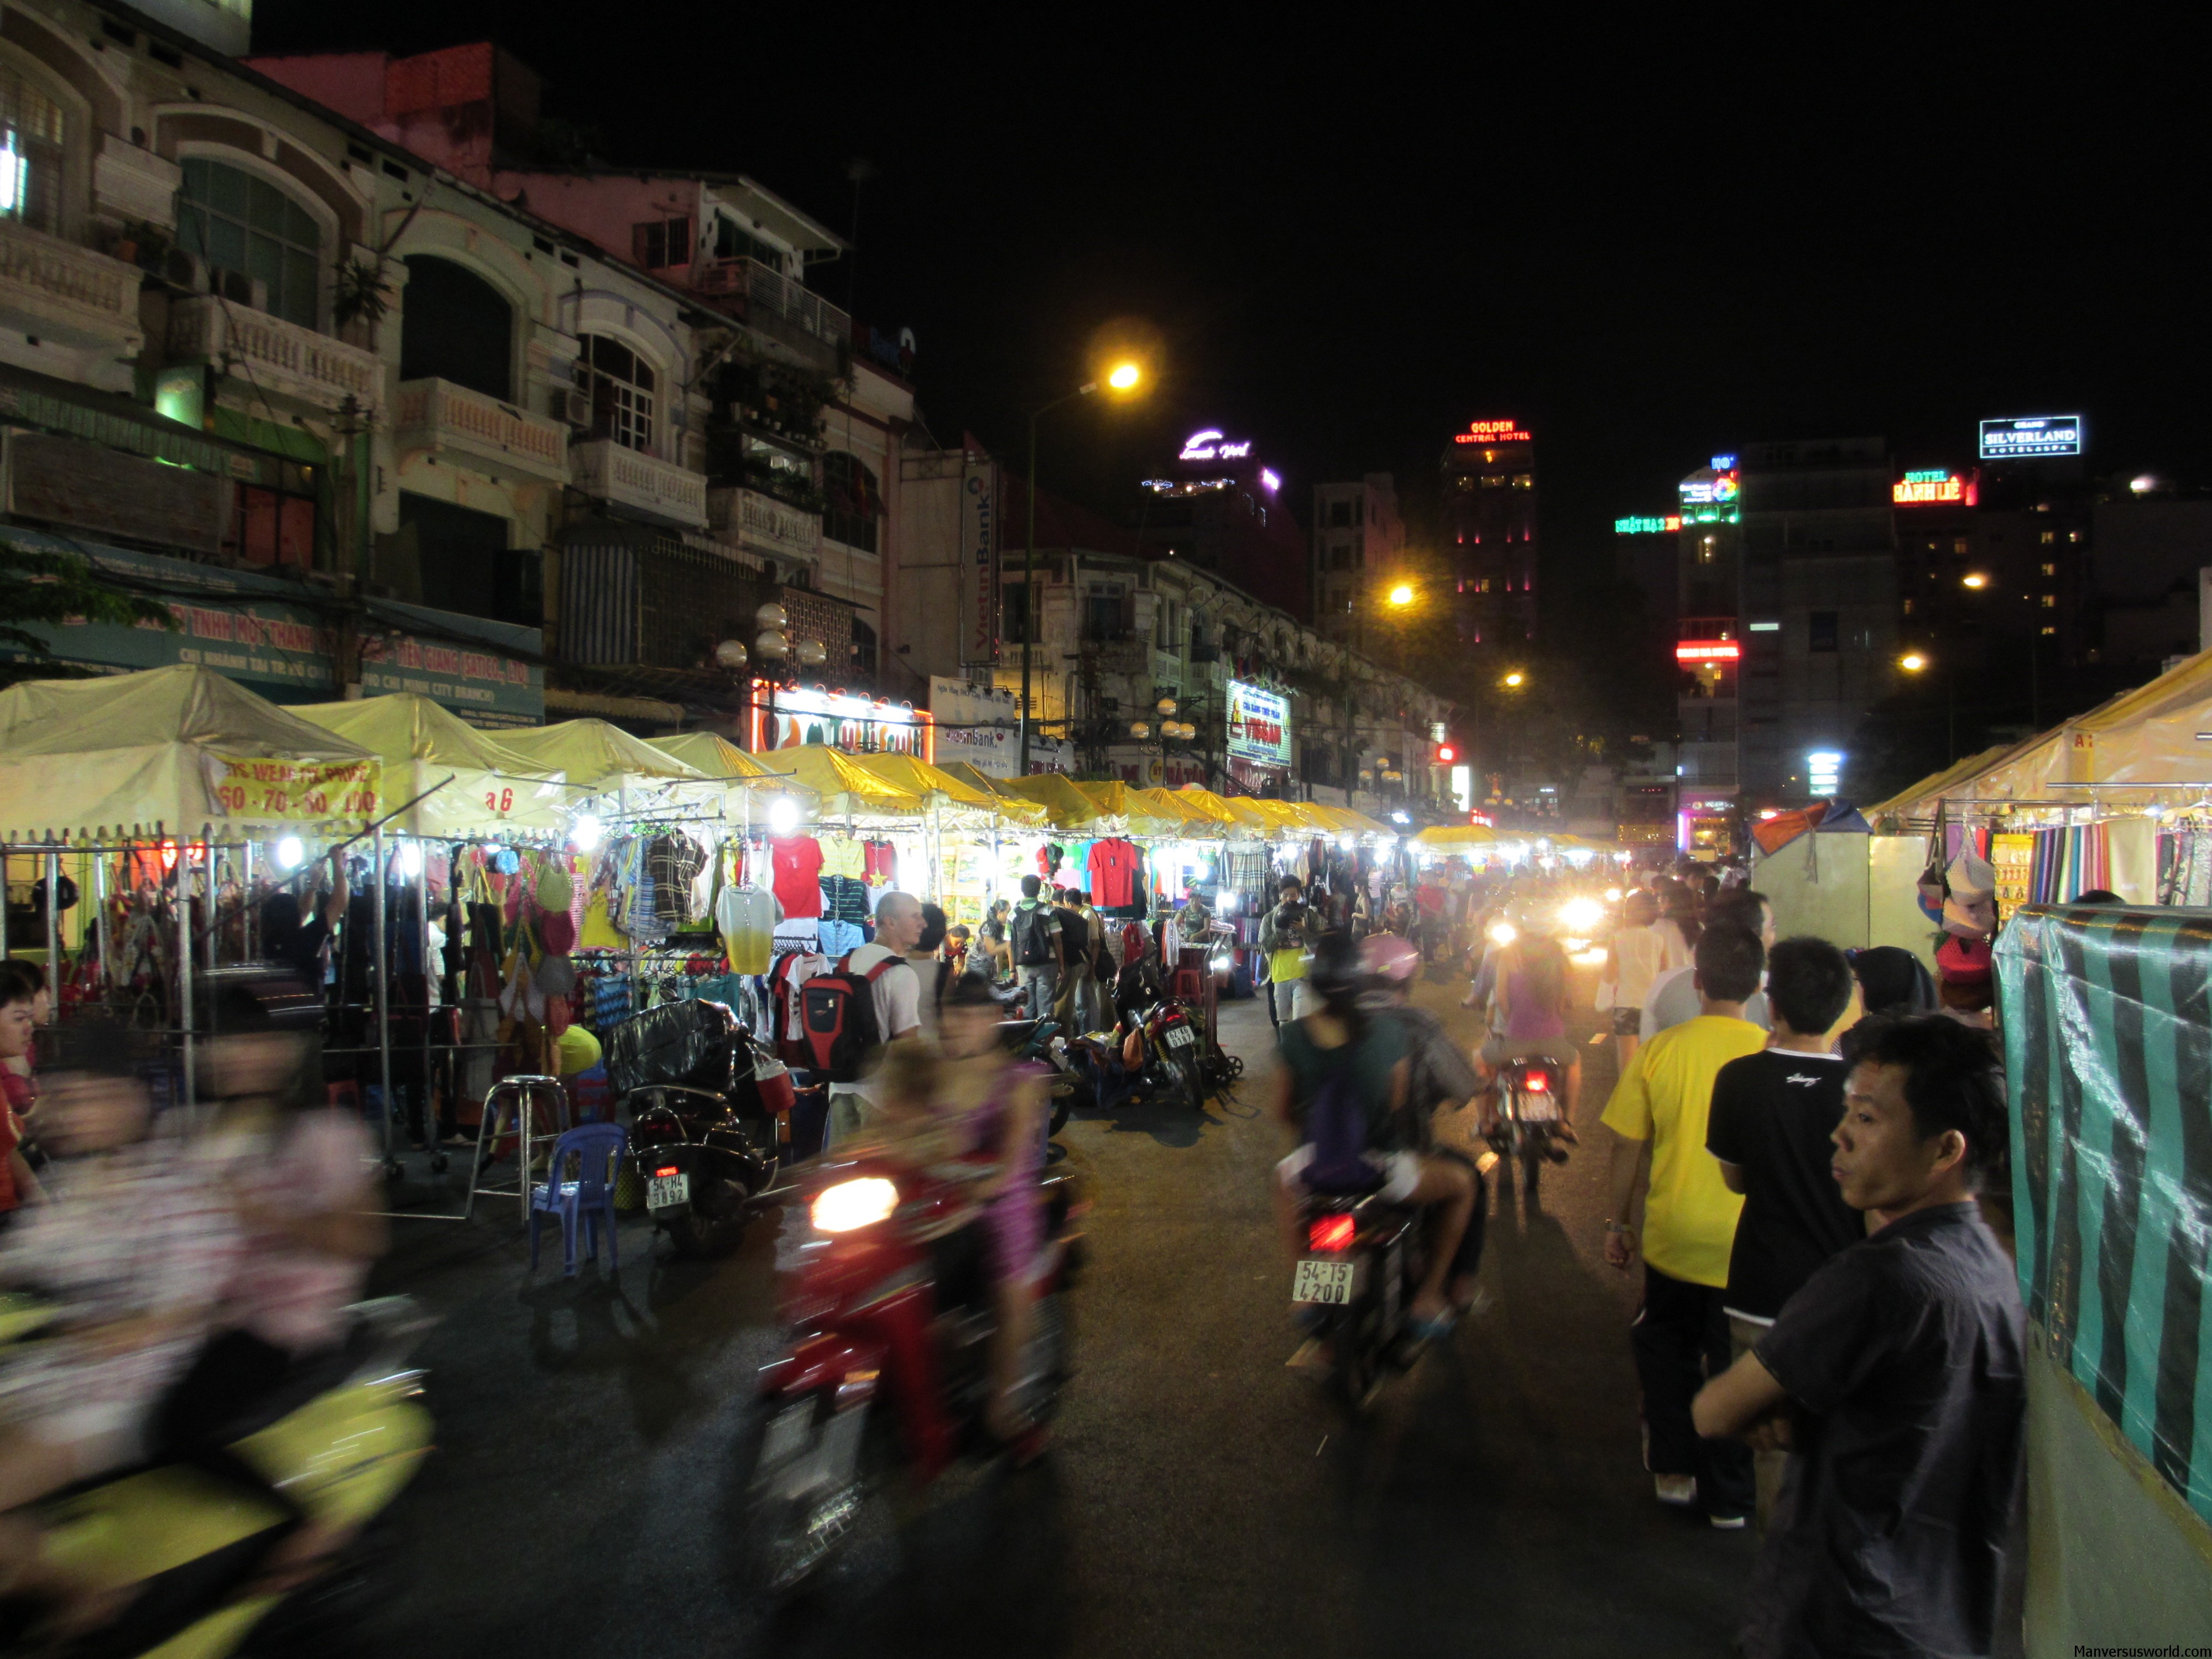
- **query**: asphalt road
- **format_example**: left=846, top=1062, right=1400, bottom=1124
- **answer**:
left=362, top=971, right=1755, bottom=1658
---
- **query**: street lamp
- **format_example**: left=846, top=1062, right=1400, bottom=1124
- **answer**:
left=1502, top=670, right=1526, bottom=689
left=1899, top=651, right=1929, bottom=673
left=1961, top=573, right=1989, bottom=590
left=1387, top=583, right=1416, bottom=607
left=1899, top=649, right=1954, bottom=764
left=1021, top=356, right=1149, bottom=774
left=755, top=603, right=790, bottom=749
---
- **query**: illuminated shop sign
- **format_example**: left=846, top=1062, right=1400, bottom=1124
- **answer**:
left=1807, top=750, right=1844, bottom=795
left=1225, top=679, right=1291, bottom=769
left=750, top=682, right=932, bottom=760
left=1259, top=467, right=1281, bottom=493
left=1678, top=465, right=1741, bottom=524
left=1614, top=515, right=1684, bottom=534
left=1180, top=429, right=1254, bottom=462
left=1979, top=415, right=2083, bottom=460
left=1675, top=640, right=1741, bottom=662
left=1893, top=469, right=1976, bottom=505
left=1454, top=419, right=1532, bottom=445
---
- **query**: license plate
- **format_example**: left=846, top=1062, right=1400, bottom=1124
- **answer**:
left=1516, top=1093, right=1559, bottom=1124
left=1165, top=1024, right=1196, bottom=1050
left=1292, top=1258, right=1357, bottom=1305
left=648, top=1172, right=691, bottom=1210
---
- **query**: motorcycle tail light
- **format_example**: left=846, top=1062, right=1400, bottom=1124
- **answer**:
left=811, top=1176, right=899, bottom=1234
left=654, top=1165, right=680, bottom=1178
left=1308, top=1214, right=1357, bottom=1253
left=1525, top=1071, right=1551, bottom=1093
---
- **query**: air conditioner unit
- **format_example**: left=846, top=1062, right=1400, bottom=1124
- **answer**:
left=549, top=387, right=591, bottom=429
left=163, top=248, right=209, bottom=292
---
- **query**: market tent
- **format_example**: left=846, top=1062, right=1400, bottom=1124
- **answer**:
left=1174, top=785, right=1275, bottom=834
left=294, top=693, right=567, bottom=839
left=648, top=732, right=792, bottom=787
left=1076, top=781, right=1198, bottom=836
left=1864, top=747, right=2015, bottom=825
left=0, top=664, right=380, bottom=841
left=1311, top=804, right=1394, bottom=837
left=849, top=751, right=1039, bottom=823
left=1000, top=772, right=1108, bottom=832
left=768, top=744, right=925, bottom=818
left=1413, top=824, right=1497, bottom=849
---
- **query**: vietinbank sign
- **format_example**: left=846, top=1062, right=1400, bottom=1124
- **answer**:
left=1227, top=679, right=1291, bottom=768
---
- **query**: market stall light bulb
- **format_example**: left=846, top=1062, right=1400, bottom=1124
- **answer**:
left=396, top=841, right=424, bottom=878
left=275, top=836, right=305, bottom=871
left=767, top=794, right=802, bottom=837
left=571, top=813, right=604, bottom=853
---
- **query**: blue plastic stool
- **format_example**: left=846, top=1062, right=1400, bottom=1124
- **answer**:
left=529, top=1121, right=627, bottom=1277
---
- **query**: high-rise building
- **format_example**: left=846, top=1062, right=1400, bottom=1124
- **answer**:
left=1310, top=474, right=1405, bottom=650
left=1136, top=426, right=1308, bottom=619
left=1440, top=419, right=1537, bottom=649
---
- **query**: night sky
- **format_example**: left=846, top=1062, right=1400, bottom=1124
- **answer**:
left=256, top=4, right=2201, bottom=585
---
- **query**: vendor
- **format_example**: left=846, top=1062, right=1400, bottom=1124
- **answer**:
left=259, top=853, right=347, bottom=986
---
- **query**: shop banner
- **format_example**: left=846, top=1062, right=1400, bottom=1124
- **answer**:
left=959, top=459, right=997, bottom=666
left=202, top=754, right=379, bottom=823
left=361, top=599, right=543, bottom=728
left=931, top=676, right=1019, bottom=778
left=1991, top=832, right=2034, bottom=921
left=1225, top=679, right=1291, bottom=769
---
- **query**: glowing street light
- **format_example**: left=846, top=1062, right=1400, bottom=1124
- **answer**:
left=1899, top=651, right=1929, bottom=672
left=1961, top=572, right=1989, bottom=589
left=1106, top=360, right=1142, bottom=393
left=1387, top=583, right=1416, bottom=607
left=1501, top=670, right=1526, bottom=688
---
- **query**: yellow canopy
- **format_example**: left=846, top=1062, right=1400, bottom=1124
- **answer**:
left=1071, top=781, right=1198, bottom=836
left=502, top=720, right=703, bottom=787
left=1413, top=823, right=1497, bottom=848
left=850, top=752, right=1004, bottom=813
left=1000, top=773, right=1109, bottom=831
left=0, top=665, right=380, bottom=841
left=648, top=732, right=787, bottom=787
left=294, top=693, right=566, bottom=838
left=765, top=744, right=926, bottom=817
left=1175, top=785, right=1273, bottom=833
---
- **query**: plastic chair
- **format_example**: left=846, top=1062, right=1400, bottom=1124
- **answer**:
left=529, top=1121, right=627, bottom=1277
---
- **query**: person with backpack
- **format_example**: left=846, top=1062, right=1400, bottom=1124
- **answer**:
left=815, top=890, right=927, bottom=1149
left=1009, top=875, right=1064, bottom=1021
left=1269, top=931, right=1477, bottom=1338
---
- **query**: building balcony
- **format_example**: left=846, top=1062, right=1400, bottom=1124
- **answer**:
left=168, top=295, right=382, bottom=416
left=571, top=438, right=708, bottom=530
left=393, top=377, right=568, bottom=486
left=1081, top=637, right=1152, bottom=678
left=0, top=219, right=144, bottom=356
left=695, top=256, right=850, bottom=373
left=707, top=485, right=821, bottom=563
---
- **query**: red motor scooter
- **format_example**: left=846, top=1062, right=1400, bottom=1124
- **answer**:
left=739, top=1141, right=1087, bottom=1594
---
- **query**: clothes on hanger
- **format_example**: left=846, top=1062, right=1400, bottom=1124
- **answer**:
left=1087, top=837, right=1141, bottom=908
left=771, top=834, right=825, bottom=919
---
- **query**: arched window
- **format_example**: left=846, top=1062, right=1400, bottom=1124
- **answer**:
left=400, top=255, right=513, bottom=400
left=0, top=62, right=65, bottom=233
left=823, top=450, right=882, bottom=552
left=176, top=158, right=321, bottom=328
left=576, top=335, right=654, bottom=451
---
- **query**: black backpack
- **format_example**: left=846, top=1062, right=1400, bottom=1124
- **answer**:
left=1011, top=902, right=1056, bottom=967
left=797, top=952, right=898, bottom=1081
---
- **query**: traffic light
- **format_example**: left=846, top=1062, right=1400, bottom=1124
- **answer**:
left=1433, top=742, right=1458, bottom=765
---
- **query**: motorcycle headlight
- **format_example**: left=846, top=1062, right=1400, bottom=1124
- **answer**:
left=1558, top=897, right=1604, bottom=934
left=811, top=1176, right=899, bottom=1233
left=1486, top=920, right=1517, bottom=947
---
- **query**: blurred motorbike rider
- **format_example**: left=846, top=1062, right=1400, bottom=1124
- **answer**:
left=0, top=1021, right=243, bottom=1611
left=1269, top=932, right=1475, bottom=1337
left=933, top=978, right=1053, bottom=1457
left=1359, top=933, right=1488, bottom=1311
left=1475, top=912, right=1583, bottom=1137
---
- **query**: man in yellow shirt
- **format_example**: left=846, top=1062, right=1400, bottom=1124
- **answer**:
left=1600, top=922, right=1768, bottom=1528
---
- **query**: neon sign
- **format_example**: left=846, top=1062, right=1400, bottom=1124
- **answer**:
left=1259, top=467, right=1281, bottom=494
left=1979, top=415, right=2082, bottom=460
left=1678, top=465, right=1740, bottom=525
left=1676, top=641, right=1741, bottom=662
left=1807, top=749, right=1844, bottom=795
left=1615, top=515, right=1684, bottom=534
left=1454, top=419, right=1532, bottom=445
left=1180, top=429, right=1254, bottom=462
left=1893, top=470, right=1976, bottom=505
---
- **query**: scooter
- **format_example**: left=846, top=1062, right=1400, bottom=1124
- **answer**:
left=739, top=1145, right=1087, bottom=1595
left=603, top=997, right=790, bottom=1256
left=993, top=1015, right=1079, bottom=1136
left=1290, top=1185, right=1431, bottom=1414
left=0, top=1295, right=434, bottom=1658
left=1488, top=1055, right=1569, bottom=1196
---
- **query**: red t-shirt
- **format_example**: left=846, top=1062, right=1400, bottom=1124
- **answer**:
left=770, top=836, right=825, bottom=919
left=1088, top=838, right=1140, bottom=909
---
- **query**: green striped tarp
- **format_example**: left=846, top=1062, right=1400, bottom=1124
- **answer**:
left=1996, top=904, right=2212, bottom=1525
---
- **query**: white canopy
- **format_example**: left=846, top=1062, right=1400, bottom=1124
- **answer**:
left=291, top=694, right=570, bottom=839
left=0, top=665, right=379, bottom=842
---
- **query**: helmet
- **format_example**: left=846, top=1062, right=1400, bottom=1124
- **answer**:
left=1359, top=932, right=1421, bottom=985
